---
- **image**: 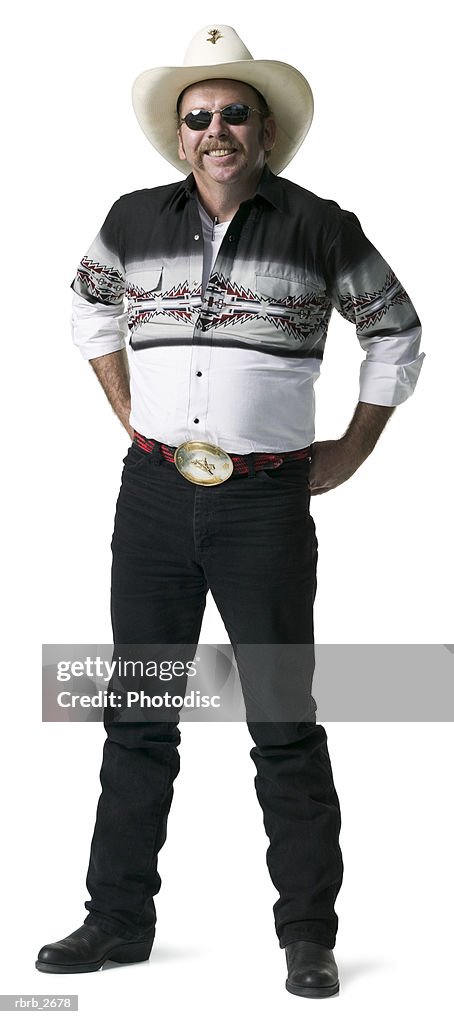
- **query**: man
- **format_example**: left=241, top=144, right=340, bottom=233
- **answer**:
left=36, top=26, right=424, bottom=997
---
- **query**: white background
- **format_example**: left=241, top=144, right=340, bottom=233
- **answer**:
left=2, top=0, right=453, bottom=1019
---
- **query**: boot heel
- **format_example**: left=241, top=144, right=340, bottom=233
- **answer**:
left=109, top=938, right=154, bottom=964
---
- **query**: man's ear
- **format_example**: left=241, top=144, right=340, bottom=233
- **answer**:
left=177, top=129, right=186, bottom=162
left=264, top=116, right=277, bottom=152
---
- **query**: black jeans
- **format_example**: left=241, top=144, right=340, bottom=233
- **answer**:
left=83, top=441, right=344, bottom=949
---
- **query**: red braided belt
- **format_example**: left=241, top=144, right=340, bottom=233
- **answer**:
left=133, top=431, right=311, bottom=476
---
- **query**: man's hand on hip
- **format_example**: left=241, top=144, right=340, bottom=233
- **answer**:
left=309, top=401, right=396, bottom=495
left=309, top=439, right=366, bottom=494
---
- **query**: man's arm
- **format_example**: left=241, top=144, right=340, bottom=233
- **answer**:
left=70, top=198, right=133, bottom=437
left=309, top=401, right=395, bottom=494
left=89, top=350, right=134, bottom=439
left=312, top=204, right=425, bottom=495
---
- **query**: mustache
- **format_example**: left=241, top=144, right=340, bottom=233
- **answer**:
left=200, top=143, right=240, bottom=154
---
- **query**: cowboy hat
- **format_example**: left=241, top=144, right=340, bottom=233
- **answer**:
left=131, top=25, right=313, bottom=175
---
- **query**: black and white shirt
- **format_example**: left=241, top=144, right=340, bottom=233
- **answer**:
left=71, top=163, right=424, bottom=453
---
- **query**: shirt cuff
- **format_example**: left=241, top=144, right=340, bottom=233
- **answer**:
left=71, top=292, right=128, bottom=360
left=358, top=352, right=426, bottom=405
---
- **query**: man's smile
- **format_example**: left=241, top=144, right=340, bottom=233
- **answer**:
left=203, top=147, right=238, bottom=160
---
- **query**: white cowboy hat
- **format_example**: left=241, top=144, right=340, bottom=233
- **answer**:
left=131, top=24, right=314, bottom=175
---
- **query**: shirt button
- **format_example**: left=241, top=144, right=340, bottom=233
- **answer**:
left=196, top=371, right=202, bottom=377
left=194, top=234, right=200, bottom=241
left=194, top=417, right=199, bottom=424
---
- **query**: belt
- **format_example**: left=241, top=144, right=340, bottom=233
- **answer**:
left=133, top=431, right=311, bottom=486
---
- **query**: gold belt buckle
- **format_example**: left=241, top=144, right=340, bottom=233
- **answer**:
left=174, top=440, right=234, bottom=485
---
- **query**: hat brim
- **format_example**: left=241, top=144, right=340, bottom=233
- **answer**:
left=131, top=59, right=314, bottom=175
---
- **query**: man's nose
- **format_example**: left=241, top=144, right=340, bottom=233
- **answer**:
left=207, top=111, right=229, bottom=136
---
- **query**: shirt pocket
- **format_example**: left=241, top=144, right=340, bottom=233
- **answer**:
left=254, top=273, right=330, bottom=353
left=126, top=266, right=199, bottom=343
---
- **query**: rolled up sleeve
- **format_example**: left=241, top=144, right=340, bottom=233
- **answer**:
left=326, top=207, right=425, bottom=405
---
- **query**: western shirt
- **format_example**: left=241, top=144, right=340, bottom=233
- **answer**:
left=70, top=163, right=424, bottom=453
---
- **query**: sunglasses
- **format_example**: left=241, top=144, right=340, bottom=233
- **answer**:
left=178, top=103, right=263, bottom=131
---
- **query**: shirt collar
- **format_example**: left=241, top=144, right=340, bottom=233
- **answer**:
left=179, top=162, right=285, bottom=213
left=255, top=163, right=286, bottom=211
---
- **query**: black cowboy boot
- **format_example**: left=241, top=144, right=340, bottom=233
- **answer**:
left=285, top=939, right=339, bottom=998
left=35, top=922, right=154, bottom=974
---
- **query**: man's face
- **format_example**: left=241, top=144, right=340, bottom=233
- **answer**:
left=177, top=79, right=276, bottom=189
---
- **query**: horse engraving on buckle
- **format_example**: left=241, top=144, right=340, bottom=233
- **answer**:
left=174, top=441, right=234, bottom=485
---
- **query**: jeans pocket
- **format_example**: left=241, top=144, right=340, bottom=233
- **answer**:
left=255, top=467, right=280, bottom=483
left=122, top=444, right=150, bottom=473
left=256, top=460, right=311, bottom=486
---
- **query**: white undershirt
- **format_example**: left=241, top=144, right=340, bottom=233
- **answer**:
left=196, top=199, right=231, bottom=295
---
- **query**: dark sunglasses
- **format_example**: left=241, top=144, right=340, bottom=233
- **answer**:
left=178, top=103, right=263, bottom=131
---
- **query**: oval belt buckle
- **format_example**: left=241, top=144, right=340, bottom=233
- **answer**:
left=174, top=440, right=234, bottom=485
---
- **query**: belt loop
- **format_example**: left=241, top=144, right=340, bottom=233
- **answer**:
left=150, top=439, right=163, bottom=465
left=246, top=453, right=256, bottom=478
